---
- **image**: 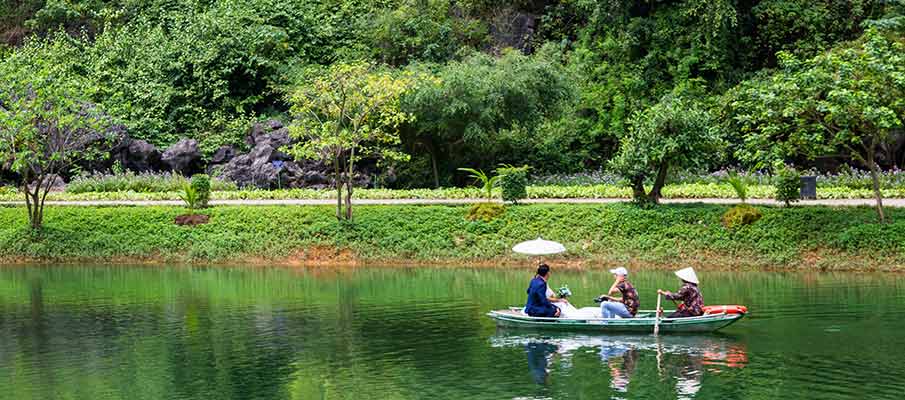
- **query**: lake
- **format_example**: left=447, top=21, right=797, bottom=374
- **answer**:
left=2, top=266, right=904, bottom=399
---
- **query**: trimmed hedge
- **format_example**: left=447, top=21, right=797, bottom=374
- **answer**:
left=7, top=183, right=905, bottom=202
left=1, top=204, right=904, bottom=269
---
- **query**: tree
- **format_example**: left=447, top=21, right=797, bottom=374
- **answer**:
left=610, top=93, right=722, bottom=205
left=0, top=38, right=113, bottom=230
left=726, top=29, right=905, bottom=222
left=286, top=62, right=413, bottom=221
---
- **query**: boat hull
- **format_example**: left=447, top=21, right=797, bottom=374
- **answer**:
left=488, top=309, right=745, bottom=333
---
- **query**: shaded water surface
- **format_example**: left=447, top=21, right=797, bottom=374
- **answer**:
left=1, top=266, right=905, bottom=399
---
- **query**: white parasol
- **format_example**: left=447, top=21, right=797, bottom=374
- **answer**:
left=512, top=237, right=566, bottom=255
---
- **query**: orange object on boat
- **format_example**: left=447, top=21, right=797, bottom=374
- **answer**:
left=702, top=305, right=748, bottom=315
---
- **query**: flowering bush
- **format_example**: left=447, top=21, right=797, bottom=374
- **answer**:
left=67, top=171, right=237, bottom=193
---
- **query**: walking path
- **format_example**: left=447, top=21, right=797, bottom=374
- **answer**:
left=0, top=198, right=897, bottom=207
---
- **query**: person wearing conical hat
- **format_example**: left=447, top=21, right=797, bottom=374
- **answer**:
left=657, top=267, right=704, bottom=318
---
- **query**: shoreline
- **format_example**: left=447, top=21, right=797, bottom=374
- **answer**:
left=2, top=203, right=903, bottom=272
left=2, top=249, right=901, bottom=273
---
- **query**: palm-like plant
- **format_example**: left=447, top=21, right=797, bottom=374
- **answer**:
left=458, top=168, right=500, bottom=202
left=726, top=172, right=748, bottom=203
left=179, top=183, right=201, bottom=215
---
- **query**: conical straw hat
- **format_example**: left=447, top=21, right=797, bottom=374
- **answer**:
left=674, top=267, right=699, bottom=284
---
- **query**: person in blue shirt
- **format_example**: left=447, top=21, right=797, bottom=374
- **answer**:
left=525, top=263, right=561, bottom=318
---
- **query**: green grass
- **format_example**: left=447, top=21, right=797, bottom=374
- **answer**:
left=3, top=183, right=905, bottom=201
left=1, top=203, right=903, bottom=270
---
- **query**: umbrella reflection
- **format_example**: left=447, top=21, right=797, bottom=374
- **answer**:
left=494, top=332, right=747, bottom=398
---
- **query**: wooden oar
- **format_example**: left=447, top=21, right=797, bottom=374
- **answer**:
left=653, top=292, right=662, bottom=335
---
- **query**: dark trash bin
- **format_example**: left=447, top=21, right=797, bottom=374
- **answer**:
left=800, top=175, right=817, bottom=199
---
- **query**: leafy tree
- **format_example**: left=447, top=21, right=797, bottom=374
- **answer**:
left=0, top=38, right=113, bottom=230
left=610, top=94, right=722, bottom=205
left=286, top=62, right=413, bottom=221
left=401, top=48, right=575, bottom=186
left=727, top=29, right=905, bottom=222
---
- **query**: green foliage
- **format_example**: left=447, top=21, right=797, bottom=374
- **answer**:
left=496, top=164, right=529, bottom=204
left=465, top=202, right=505, bottom=222
left=0, top=186, right=18, bottom=196
left=402, top=48, right=576, bottom=181
left=286, top=61, right=414, bottom=220
left=457, top=168, right=499, bottom=202
left=727, top=29, right=905, bottom=221
left=775, top=166, right=802, bottom=207
left=191, top=174, right=211, bottom=208
left=0, top=36, right=113, bottom=230
left=2, top=204, right=905, bottom=267
left=610, top=93, right=722, bottom=204
left=726, top=173, right=748, bottom=203
left=721, top=204, right=763, bottom=229
left=67, top=171, right=236, bottom=193
left=751, top=0, right=883, bottom=61
left=18, top=182, right=905, bottom=203
left=367, top=0, right=487, bottom=65
left=178, top=183, right=200, bottom=214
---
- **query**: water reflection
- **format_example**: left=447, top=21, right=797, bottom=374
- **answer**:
left=494, top=332, right=747, bottom=398
left=525, top=342, right=557, bottom=385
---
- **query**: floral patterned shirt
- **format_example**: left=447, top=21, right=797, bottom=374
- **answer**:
left=666, top=283, right=704, bottom=316
left=617, top=281, right=639, bottom=316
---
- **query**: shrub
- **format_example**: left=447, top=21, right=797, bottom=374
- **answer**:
left=66, top=171, right=237, bottom=193
left=458, top=168, right=499, bottom=201
left=775, top=167, right=802, bottom=206
left=191, top=174, right=212, bottom=208
left=466, top=203, right=505, bottom=222
left=179, top=183, right=201, bottom=214
left=722, top=204, right=762, bottom=228
left=726, top=173, right=748, bottom=203
left=497, top=165, right=530, bottom=204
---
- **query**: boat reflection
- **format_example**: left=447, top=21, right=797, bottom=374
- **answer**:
left=493, top=332, right=747, bottom=398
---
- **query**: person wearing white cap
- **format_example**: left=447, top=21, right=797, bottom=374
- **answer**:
left=596, top=267, right=639, bottom=319
left=657, top=267, right=704, bottom=318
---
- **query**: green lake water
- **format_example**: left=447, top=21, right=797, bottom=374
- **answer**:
left=2, top=266, right=905, bottom=399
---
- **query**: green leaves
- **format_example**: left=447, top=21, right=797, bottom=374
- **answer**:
left=457, top=167, right=499, bottom=201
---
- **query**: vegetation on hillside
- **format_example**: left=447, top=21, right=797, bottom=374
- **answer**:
left=2, top=1, right=905, bottom=219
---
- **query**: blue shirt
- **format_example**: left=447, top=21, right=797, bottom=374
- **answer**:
left=525, top=276, right=555, bottom=316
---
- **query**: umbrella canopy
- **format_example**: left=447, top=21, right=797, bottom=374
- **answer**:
left=512, top=238, right=566, bottom=255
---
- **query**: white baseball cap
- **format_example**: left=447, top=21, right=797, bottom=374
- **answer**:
left=609, top=267, right=629, bottom=276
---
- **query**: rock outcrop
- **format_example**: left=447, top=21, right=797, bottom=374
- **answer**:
left=162, top=139, right=203, bottom=175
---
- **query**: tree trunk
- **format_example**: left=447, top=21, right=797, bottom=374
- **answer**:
left=630, top=176, right=647, bottom=202
left=867, top=151, right=887, bottom=223
left=333, top=156, right=342, bottom=221
left=648, top=162, right=670, bottom=204
left=429, top=144, right=440, bottom=189
left=344, top=178, right=353, bottom=221
left=345, top=147, right=356, bottom=221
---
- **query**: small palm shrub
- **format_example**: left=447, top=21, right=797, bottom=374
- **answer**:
left=179, top=183, right=201, bottom=215
left=726, top=172, right=748, bottom=203
left=775, top=167, right=802, bottom=207
left=722, top=204, right=762, bottom=228
left=458, top=167, right=499, bottom=202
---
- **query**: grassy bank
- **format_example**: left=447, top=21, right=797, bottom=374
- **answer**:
left=1, top=204, right=903, bottom=270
